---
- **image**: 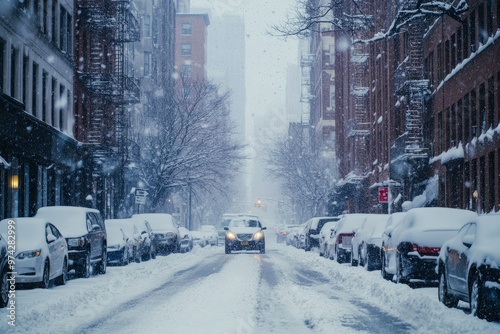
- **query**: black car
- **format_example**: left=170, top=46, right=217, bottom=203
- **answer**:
left=36, top=206, right=107, bottom=278
left=437, top=215, right=500, bottom=321
left=224, top=218, right=266, bottom=254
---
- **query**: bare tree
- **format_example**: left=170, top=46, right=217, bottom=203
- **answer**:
left=272, top=0, right=469, bottom=42
left=266, top=133, right=336, bottom=220
left=134, top=79, right=246, bottom=212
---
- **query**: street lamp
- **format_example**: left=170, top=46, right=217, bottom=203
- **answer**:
left=9, top=175, right=19, bottom=189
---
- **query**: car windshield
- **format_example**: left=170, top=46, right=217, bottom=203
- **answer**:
left=229, top=219, right=260, bottom=228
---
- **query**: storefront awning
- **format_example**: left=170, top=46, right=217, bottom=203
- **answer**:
left=0, top=155, right=10, bottom=167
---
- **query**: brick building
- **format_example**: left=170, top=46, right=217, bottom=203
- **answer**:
left=328, top=0, right=500, bottom=214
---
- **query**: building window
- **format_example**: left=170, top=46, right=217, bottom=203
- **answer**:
left=42, top=70, right=48, bottom=123
left=181, top=64, right=192, bottom=78
left=32, top=62, right=38, bottom=116
left=181, top=43, right=192, bottom=56
left=67, top=13, right=72, bottom=55
left=59, top=85, right=65, bottom=130
left=181, top=22, right=192, bottom=35
left=23, top=55, right=29, bottom=107
left=51, top=0, right=57, bottom=44
left=143, top=15, right=151, bottom=38
left=51, top=78, right=57, bottom=127
left=10, top=46, right=19, bottom=98
left=144, top=52, right=151, bottom=76
left=0, top=38, right=4, bottom=93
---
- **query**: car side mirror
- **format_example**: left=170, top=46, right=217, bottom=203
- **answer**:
left=462, top=235, right=474, bottom=247
left=224, top=227, right=229, bottom=231
left=261, top=227, right=267, bottom=230
left=92, top=224, right=100, bottom=231
left=47, top=234, right=57, bottom=243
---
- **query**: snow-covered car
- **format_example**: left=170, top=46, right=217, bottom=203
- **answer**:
left=134, top=219, right=157, bottom=261
left=199, top=225, right=218, bottom=246
left=178, top=227, right=193, bottom=253
left=392, top=207, right=477, bottom=284
left=132, top=213, right=180, bottom=254
left=318, top=221, right=339, bottom=257
left=276, top=224, right=301, bottom=244
left=0, top=231, right=8, bottom=308
left=224, top=218, right=266, bottom=254
left=191, top=231, right=208, bottom=248
left=105, top=219, right=136, bottom=266
left=0, top=218, right=68, bottom=288
left=436, top=214, right=500, bottom=321
left=285, top=226, right=301, bottom=247
left=304, top=216, right=340, bottom=251
left=350, top=214, right=389, bottom=270
left=296, top=222, right=308, bottom=249
left=332, top=214, right=373, bottom=263
left=380, top=212, right=407, bottom=280
left=112, top=218, right=142, bottom=263
left=35, top=206, right=107, bottom=278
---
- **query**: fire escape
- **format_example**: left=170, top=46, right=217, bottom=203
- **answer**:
left=393, top=0, right=428, bottom=161
left=349, top=43, right=370, bottom=177
left=76, top=0, right=140, bottom=217
left=77, top=0, right=140, bottom=158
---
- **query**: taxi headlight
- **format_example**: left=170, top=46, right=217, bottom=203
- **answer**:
left=253, top=231, right=264, bottom=240
left=226, top=231, right=237, bottom=240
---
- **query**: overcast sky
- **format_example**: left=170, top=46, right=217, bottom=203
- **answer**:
left=190, top=0, right=300, bottom=219
left=191, top=0, right=300, bottom=123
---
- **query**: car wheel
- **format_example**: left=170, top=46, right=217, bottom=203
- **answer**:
left=260, top=243, right=266, bottom=254
left=335, top=247, right=344, bottom=264
left=0, top=267, right=9, bottom=308
left=39, top=261, right=50, bottom=289
left=365, top=247, right=376, bottom=272
left=225, top=244, right=231, bottom=254
left=123, top=249, right=129, bottom=266
left=351, top=246, right=358, bottom=267
left=438, top=271, right=458, bottom=308
left=151, top=246, right=157, bottom=259
left=56, top=258, right=68, bottom=286
left=381, top=253, right=392, bottom=281
left=97, top=250, right=107, bottom=275
left=396, top=254, right=407, bottom=284
left=470, top=275, right=490, bottom=320
left=77, top=253, right=91, bottom=278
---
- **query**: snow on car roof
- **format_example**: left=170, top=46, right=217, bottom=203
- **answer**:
left=35, top=206, right=99, bottom=237
left=0, top=217, right=48, bottom=252
left=402, top=207, right=477, bottom=230
left=132, top=213, right=176, bottom=231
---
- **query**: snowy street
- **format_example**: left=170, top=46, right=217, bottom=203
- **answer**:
left=1, top=231, right=499, bottom=334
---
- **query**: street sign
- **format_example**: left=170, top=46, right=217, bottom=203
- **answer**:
left=135, top=189, right=149, bottom=197
left=135, top=196, right=146, bottom=205
left=378, top=187, right=389, bottom=203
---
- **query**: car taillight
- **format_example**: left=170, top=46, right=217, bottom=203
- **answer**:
left=410, top=243, right=440, bottom=256
left=280, top=231, right=288, bottom=236
left=336, top=232, right=354, bottom=245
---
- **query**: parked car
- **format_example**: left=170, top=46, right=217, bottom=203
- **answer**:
left=324, top=225, right=340, bottom=260
left=105, top=219, right=136, bottom=266
left=351, top=214, right=389, bottom=270
left=0, top=230, right=9, bottom=307
left=276, top=224, right=300, bottom=243
left=132, top=213, right=180, bottom=254
left=380, top=212, right=407, bottom=280
left=318, top=221, right=339, bottom=257
left=199, top=225, right=218, bottom=246
left=285, top=226, right=301, bottom=247
left=304, top=216, right=340, bottom=251
left=35, top=206, right=107, bottom=278
left=332, top=214, right=372, bottom=263
left=0, top=218, right=68, bottom=288
left=436, top=214, right=500, bottom=321
left=134, top=219, right=157, bottom=261
left=191, top=231, right=208, bottom=248
left=178, top=227, right=193, bottom=253
left=112, top=218, right=142, bottom=263
left=224, top=218, right=266, bottom=254
left=296, top=222, right=308, bottom=250
left=391, top=207, right=477, bottom=284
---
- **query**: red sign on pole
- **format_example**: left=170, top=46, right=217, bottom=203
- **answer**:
left=378, top=187, right=389, bottom=203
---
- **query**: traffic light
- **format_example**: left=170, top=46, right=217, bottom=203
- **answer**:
left=255, top=198, right=261, bottom=208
